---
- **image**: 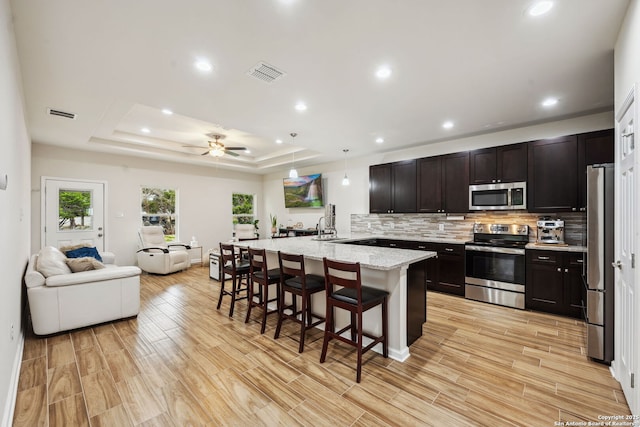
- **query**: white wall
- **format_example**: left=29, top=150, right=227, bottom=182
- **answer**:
left=615, top=0, right=640, bottom=112
left=0, top=0, right=31, bottom=424
left=263, top=111, right=613, bottom=236
left=31, top=144, right=263, bottom=266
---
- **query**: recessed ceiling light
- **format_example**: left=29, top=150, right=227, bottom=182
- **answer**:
left=375, top=137, right=384, bottom=144
left=294, top=102, right=307, bottom=112
left=442, top=121, right=454, bottom=129
left=161, top=109, right=173, bottom=115
left=542, top=97, right=558, bottom=107
left=194, top=59, right=212, bottom=72
left=376, top=66, right=392, bottom=79
left=528, top=1, right=553, bottom=16
left=141, top=127, right=151, bottom=133
left=275, top=139, right=283, bottom=144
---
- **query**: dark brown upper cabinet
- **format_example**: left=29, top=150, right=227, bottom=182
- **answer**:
left=417, top=152, right=469, bottom=213
left=417, top=156, right=442, bottom=213
left=469, top=143, right=527, bottom=185
left=369, top=160, right=417, bottom=213
left=577, top=129, right=614, bottom=211
left=528, top=130, right=613, bottom=213
left=527, top=135, right=579, bottom=212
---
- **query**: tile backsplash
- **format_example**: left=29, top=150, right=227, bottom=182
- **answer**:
left=351, top=212, right=586, bottom=245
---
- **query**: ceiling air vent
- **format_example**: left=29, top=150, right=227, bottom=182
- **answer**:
left=47, top=108, right=77, bottom=120
left=246, top=61, right=286, bottom=84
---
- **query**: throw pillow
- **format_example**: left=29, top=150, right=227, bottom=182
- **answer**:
left=66, top=257, right=106, bottom=272
left=36, top=246, right=72, bottom=277
left=59, top=243, right=94, bottom=253
left=65, top=246, right=103, bottom=262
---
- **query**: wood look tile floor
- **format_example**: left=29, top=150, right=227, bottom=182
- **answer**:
left=13, top=266, right=631, bottom=426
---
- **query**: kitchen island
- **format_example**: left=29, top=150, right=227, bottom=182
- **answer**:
left=234, top=236, right=436, bottom=361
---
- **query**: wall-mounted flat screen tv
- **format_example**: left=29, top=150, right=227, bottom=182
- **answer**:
left=283, top=174, right=324, bottom=208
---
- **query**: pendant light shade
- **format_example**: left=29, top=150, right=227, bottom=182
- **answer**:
left=289, top=132, right=298, bottom=178
left=341, top=149, right=350, bottom=186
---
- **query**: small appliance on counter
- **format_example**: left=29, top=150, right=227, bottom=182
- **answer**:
left=536, top=217, right=565, bottom=245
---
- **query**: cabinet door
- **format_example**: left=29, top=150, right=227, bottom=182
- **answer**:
left=392, top=160, right=417, bottom=213
left=527, top=135, right=578, bottom=212
left=436, top=244, right=465, bottom=296
left=526, top=250, right=564, bottom=313
left=417, top=157, right=443, bottom=213
left=369, top=164, right=392, bottom=213
left=469, top=147, right=497, bottom=184
left=563, top=253, right=586, bottom=318
left=497, top=142, right=527, bottom=183
left=577, top=129, right=614, bottom=211
left=442, top=152, right=469, bottom=213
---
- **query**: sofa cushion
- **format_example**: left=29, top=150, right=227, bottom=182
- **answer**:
left=36, top=246, right=72, bottom=277
left=66, top=257, right=106, bottom=272
left=45, top=266, right=142, bottom=287
left=65, top=246, right=103, bottom=262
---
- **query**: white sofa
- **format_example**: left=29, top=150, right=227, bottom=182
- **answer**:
left=25, top=248, right=141, bottom=335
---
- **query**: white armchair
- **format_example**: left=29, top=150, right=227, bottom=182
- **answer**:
left=136, top=226, right=190, bottom=274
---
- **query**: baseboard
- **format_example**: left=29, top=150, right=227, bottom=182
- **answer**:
left=1, top=330, right=25, bottom=427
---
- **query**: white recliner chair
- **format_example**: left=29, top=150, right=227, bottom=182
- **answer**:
left=136, top=226, right=190, bottom=274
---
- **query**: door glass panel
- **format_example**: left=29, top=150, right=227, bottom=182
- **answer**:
left=58, top=189, right=93, bottom=231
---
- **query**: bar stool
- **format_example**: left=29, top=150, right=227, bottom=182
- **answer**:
left=274, top=252, right=325, bottom=353
left=245, top=247, right=282, bottom=334
left=217, top=243, right=250, bottom=317
left=320, top=257, right=389, bottom=383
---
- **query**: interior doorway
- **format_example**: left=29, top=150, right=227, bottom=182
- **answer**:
left=42, top=177, right=106, bottom=251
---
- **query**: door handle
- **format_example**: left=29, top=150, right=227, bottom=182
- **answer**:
left=611, top=260, right=622, bottom=269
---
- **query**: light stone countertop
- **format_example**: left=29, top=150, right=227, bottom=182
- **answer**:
left=234, top=236, right=436, bottom=271
left=525, top=243, right=587, bottom=252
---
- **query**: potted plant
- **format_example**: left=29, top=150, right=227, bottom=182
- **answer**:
left=270, top=214, right=278, bottom=236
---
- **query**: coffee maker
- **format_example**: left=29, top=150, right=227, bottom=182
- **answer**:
left=536, top=217, right=565, bottom=244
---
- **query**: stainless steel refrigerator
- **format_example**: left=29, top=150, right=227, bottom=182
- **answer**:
left=584, top=164, right=614, bottom=363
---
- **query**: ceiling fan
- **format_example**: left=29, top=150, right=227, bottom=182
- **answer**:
left=184, top=134, right=247, bottom=157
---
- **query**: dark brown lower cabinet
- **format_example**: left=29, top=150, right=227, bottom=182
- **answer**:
left=407, top=260, right=427, bottom=346
left=419, top=242, right=465, bottom=296
left=526, top=249, right=584, bottom=318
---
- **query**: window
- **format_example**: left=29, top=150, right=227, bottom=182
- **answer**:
left=232, top=193, right=255, bottom=226
left=58, top=190, right=94, bottom=231
left=141, top=187, right=177, bottom=241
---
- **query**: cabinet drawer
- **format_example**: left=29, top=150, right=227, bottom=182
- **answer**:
left=527, top=250, right=560, bottom=265
left=436, top=243, right=464, bottom=257
left=567, top=253, right=586, bottom=267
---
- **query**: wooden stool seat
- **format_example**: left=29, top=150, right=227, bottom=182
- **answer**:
left=245, top=248, right=282, bottom=334
left=275, top=252, right=326, bottom=353
left=320, top=257, right=389, bottom=383
left=217, top=243, right=250, bottom=318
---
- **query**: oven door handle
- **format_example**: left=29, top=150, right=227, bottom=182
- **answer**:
left=465, top=245, right=525, bottom=255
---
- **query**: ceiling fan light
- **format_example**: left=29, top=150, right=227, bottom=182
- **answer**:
left=210, top=147, right=225, bottom=157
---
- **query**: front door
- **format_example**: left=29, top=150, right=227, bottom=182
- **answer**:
left=42, top=178, right=106, bottom=251
left=615, top=84, right=638, bottom=414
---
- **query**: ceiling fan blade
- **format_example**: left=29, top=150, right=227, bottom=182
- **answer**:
left=201, top=151, right=210, bottom=156
left=226, top=150, right=240, bottom=157
left=183, top=144, right=206, bottom=148
left=225, top=147, right=247, bottom=151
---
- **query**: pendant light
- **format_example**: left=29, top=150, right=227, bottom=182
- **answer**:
left=341, top=149, right=350, bottom=186
left=289, top=132, right=298, bottom=178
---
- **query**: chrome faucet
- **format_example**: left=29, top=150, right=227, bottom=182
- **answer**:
left=318, top=216, right=325, bottom=238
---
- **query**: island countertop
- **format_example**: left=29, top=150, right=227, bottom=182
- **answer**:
left=234, top=236, right=436, bottom=270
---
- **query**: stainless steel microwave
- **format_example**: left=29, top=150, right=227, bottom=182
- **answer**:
left=469, top=182, right=527, bottom=211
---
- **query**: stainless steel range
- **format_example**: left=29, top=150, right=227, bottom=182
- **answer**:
left=465, top=223, right=529, bottom=309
